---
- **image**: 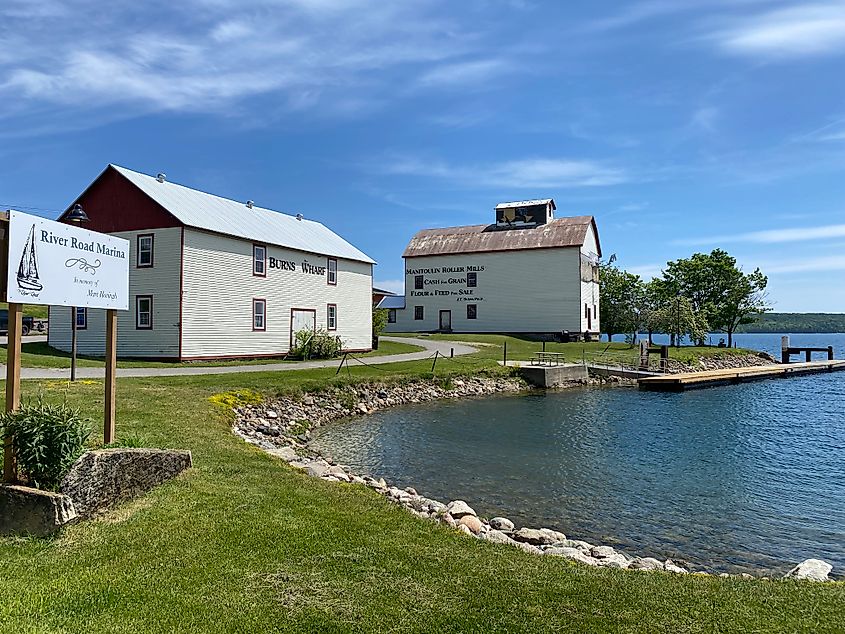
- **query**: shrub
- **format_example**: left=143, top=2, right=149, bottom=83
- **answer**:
left=0, top=401, right=91, bottom=490
left=291, top=328, right=344, bottom=360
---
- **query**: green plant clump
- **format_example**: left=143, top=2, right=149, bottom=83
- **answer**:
left=0, top=401, right=91, bottom=490
left=291, top=328, right=344, bottom=359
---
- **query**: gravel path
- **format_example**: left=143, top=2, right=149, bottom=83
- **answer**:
left=6, top=337, right=476, bottom=380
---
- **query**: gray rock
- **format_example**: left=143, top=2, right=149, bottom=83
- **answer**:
left=481, top=529, right=516, bottom=545
left=513, top=527, right=565, bottom=546
left=60, top=448, right=192, bottom=519
left=265, top=410, right=279, bottom=419
left=590, top=545, right=617, bottom=559
left=545, top=547, right=599, bottom=566
left=489, top=517, right=514, bottom=532
left=596, top=553, right=630, bottom=569
left=266, top=446, right=297, bottom=462
left=664, top=559, right=688, bottom=574
left=553, top=539, right=593, bottom=552
left=513, top=541, right=543, bottom=555
left=0, top=484, right=77, bottom=536
left=304, top=460, right=330, bottom=478
left=629, top=557, right=664, bottom=571
left=446, top=500, right=476, bottom=519
left=784, top=559, right=833, bottom=581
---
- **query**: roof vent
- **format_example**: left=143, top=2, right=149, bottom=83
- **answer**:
left=156, top=173, right=167, bottom=183
left=296, top=213, right=303, bottom=221
left=246, top=200, right=254, bottom=209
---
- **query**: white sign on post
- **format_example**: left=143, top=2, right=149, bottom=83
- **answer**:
left=6, top=210, right=129, bottom=310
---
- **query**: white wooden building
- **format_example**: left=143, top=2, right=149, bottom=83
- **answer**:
left=48, top=165, right=374, bottom=360
left=381, top=199, right=601, bottom=338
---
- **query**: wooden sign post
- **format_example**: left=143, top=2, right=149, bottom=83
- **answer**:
left=104, top=309, right=117, bottom=444
left=3, top=304, right=22, bottom=482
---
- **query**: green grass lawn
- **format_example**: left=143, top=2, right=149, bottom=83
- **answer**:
left=1, top=360, right=842, bottom=632
left=388, top=332, right=756, bottom=365
left=0, top=302, right=49, bottom=320
left=0, top=339, right=424, bottom=369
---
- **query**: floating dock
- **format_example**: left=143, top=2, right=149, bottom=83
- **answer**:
left=638, top=360, right=845, bottom=392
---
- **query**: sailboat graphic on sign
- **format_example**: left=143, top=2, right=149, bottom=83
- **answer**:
left=17, top=225, right=43, bottom=292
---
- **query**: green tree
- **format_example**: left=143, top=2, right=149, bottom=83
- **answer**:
left=712, top=267, right=769, bottom=347
left=599, top=262, right=641, bottom=342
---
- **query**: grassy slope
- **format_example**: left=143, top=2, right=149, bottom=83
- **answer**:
left=388, top=333, right=754, bottom=365
left=1, top=360, right=842, bottom=633
left=0, top=303, right=49, bottom=320
left=0, top=339, right=424, bottom=369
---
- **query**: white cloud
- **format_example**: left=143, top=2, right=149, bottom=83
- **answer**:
left=762, top=254, right=845, bottom=273
left=0, top=1, right=518, bottom=131
left=382, top=156, right=628, bottom=188
left=706, top=3, right=845, bottom=58
left=675, top=222, right=845, bottom=246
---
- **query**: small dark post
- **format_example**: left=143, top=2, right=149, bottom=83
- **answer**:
left=431, top=350, right=439, bottom=373
left=660, top=345, right=669, bottom=372
left=450, top=347, right=454, bottom=358
left=806, top=349, right=812, bottom=363
left=828, top=346, right=834, bottom=361
left=542, top=341, right=546, bottom=353
left=335, top=352, right=348, bottom=376
left=781, top=336, right=790, bottom=364
left=503, top=341, right=507, bottom=364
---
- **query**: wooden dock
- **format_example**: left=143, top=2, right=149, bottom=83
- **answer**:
left=638, top=360, right=845, bottom=392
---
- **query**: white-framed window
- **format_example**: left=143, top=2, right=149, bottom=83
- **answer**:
left=75, top=307, right=88, bottom=329
left=136, top=296, right=153, bottom=330
left=253, top=298, right=266, bottom=331
left=253, top=244, right=266, bottom=277
left=327, top=258, right=337, bottom=285
left=327, top=304, right=337, bottom=330
left=388, top=309, right=397, bottom=323
left=137, top=234, right=154, bottom=268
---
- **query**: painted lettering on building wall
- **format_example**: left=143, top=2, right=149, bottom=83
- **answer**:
left=406, top=264, right=485, bottom=301
left=269, top=256, right=327, bottom=276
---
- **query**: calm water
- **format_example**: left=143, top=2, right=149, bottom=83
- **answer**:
left=313, top=335, right=845, bottom=576
left=610, top=332, right=845, bottom=359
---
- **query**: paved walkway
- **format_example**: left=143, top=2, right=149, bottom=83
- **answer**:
left=8, top=337, right=477, bottom=380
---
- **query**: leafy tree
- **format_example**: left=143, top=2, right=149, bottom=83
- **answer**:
left=373, top=307, right=389, bottom=339
left=712, top=267, right=769, bottom=347
left=650, top=295, right=709, bottom=347
left=599, top=262, right=641, bottom=342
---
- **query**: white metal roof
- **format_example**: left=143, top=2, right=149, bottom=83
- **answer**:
left=111, top=165, right=375, bottom=264
left=495, top=199, right=555, bottom=210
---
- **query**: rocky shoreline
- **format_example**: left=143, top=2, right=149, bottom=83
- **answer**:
left=231, top=375, right=835, bottom=583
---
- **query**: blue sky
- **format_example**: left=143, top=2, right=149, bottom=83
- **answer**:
left=2, top=0, right=845, bottom=311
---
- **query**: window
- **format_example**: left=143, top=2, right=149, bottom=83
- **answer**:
left=253, top=244, right=266, bottom=277
left=593, top=304, right=597, bottom=319
left=467, top=304, right=477, bottom=320
left=327, top=304, right=337, bottom=330
left=414, top=275, right=424, bottom=290
left=136, top=295, right=153, bottom=330
left=75, top=307, right=87, bottom=330
left=253, top=298, right=266, bottom=331
left=467, top=272, right=477, bottom=288
left=327, top=258, right=337, bottom=285
left=137, top=234, right=154, bottom=268
left=414, top=306, right=424, bottom=320
left=388, top=309, right=397, bottom=323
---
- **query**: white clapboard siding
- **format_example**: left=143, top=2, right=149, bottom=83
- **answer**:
left=47, top=227, right=182, bottom=357
left=181, top=228, right=372, bottom=358
left=386, top=247, right=585, bottom=333
left=580, top=223, right=601, bottom=333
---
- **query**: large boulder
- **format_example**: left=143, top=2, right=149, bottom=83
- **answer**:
left=446, top=500, right=476, bottom=519
left=489, top=517, right=514, bottom=532
left=784, top=559, right=833, bottom=582
left=60, top=448, right=192, bottom=518
left=545, top=547, right=599, bottom=566
left=0, top=484, right=77, bottom=536
left=512, top=527, right=566, bottom=546
left=458, top=515, right=483, bottom=534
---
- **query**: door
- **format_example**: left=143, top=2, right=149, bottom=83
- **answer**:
left=290, top=308, right=316, bottom=348
left=439, top=310, right=452, bottom=332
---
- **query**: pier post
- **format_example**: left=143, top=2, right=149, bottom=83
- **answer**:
left=828, top=346, right=834, bottom=361
left=781, top=336, right=790, bottom=364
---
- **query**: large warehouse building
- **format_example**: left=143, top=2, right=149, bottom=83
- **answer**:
left=49, top=165, right=375, bottom=360
left=382, top=199, right=601, bottom=338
